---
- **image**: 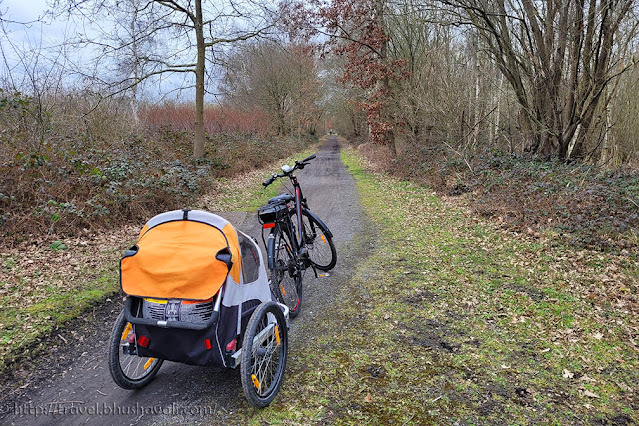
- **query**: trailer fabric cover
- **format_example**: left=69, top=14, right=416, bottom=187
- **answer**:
left=120, top=210, right=242, bottom=300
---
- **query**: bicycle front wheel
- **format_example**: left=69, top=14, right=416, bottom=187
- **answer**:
left=270, top=227, right=302, bottom=318
left=294, top=210, right=337, bottom=271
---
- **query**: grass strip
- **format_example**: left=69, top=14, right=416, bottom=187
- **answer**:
left=249, top=147, right=637, bottom=424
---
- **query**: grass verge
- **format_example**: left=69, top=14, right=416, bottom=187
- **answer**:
left=247, top=147, right=637, bottom=424
left=0, top=240, right=125, bottom=373
left=197, top=147, right=318, bottom=213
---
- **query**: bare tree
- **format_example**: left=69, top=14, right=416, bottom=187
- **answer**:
left=111, top=0, right=157, bottom=126
left=221, top=40, right=321, bottom=137
left=59, top=0, right=282, bottom=157
left=384, top=1, right=484, bottom=153
left=439, top=0, right=639, bottom=160
left=606, top=54, right=639, bottom=166
left=0, top=8, right=74, bottom=147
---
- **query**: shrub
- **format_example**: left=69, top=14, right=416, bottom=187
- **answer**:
left=0, top=93, right=314, bottom=245
left=371, top=143, right=638, bottom=254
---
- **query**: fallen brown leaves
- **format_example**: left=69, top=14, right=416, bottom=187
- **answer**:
left=433, top=190, right=639, bottom=320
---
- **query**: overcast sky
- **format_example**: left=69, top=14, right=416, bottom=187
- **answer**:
left=0, top=0, right=196, bottom=101
left=0, top=0, right=271, bottom=103
left=2, top=0, right=50, bottom=21
left=1, top=0, right=73, bottom=56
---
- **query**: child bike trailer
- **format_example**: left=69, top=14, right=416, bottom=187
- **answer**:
left=108, top=209, right=289, bottom=408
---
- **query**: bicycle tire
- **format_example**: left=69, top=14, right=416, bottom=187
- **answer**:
left=109, top=310, right=163, bottom=389
left=240, top=301, right=288, bottom=408
left=293, top=210, right=337, bottom=271
left=269, top=226, right=302, bottom=318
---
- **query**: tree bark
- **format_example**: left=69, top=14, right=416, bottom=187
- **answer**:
left=377, top=0, right=397, bottom=158
left=472, top=32, right=481, bottom=150
left=494, top=72, right=503, bottom=146
left=193, top=0, right=206, bottom=158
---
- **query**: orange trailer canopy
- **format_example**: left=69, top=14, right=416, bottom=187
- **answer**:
left=120, top=210, right=241, bottom=300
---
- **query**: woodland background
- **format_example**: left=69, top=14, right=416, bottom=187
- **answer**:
left=0, top=0, right=637, bottom=254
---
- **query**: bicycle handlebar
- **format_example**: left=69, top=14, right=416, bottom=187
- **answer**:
left=262, top=155, right=317, bottom=188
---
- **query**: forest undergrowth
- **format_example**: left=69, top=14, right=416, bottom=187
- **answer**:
left=0, top=127, right=310, bottom=245
left=359, top=142, right=638, bottom=259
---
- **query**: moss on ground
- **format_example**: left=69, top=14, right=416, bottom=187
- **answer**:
left=245, top=148, right=637, bottom=424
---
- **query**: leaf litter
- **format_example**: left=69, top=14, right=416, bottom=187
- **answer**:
left=268, top=148, right=638, bottom=424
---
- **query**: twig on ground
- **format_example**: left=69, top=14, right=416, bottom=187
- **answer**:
left=627, top=197, right=639, bottom=209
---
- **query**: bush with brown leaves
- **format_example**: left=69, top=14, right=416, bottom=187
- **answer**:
left=0, top=92, right=313, bottom=246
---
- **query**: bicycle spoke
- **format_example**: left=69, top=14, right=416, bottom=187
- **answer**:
left=271, top=228, right=300, bottom=314
left=119, top=340, right=156, bottom=380
left=249, top=320, right=282, bottom=396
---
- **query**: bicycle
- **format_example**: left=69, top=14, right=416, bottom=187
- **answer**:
left=257, top=154, right=337, bottom=318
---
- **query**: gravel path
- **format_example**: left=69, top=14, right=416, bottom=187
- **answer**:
left=0, top=136, right=371, bottom=425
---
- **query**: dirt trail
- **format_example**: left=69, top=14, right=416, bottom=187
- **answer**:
left=0, top=136, right=369, bottom=425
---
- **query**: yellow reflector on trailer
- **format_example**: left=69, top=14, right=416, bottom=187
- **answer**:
left=143, top=298, right=167, bottom=304
left=251, top=374, right=261, bottom=391
left=121, top=323, right=132, bottom=341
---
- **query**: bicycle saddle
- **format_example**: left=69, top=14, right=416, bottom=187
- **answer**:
left=268, top=194, right=294, bottom=205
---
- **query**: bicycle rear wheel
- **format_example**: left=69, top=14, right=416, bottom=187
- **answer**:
left=294, top=210, right=336, bottom=271
left=270, top=227, right=302, bottom=318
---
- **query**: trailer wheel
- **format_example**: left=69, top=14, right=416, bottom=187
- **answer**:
left=109, top=310, right=163, bottom=389
left=240, top=301, right=288, bottom=407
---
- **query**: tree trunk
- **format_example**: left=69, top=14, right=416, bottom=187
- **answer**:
left=494, top=72, right=503, bottom=146
left=472, top=32, right=481, bottom=150
left=193, top=0, right=206, bottom=158
left=131, top=16, right=140, bottom=127
left=376, top=0, right=397, bottom=158
left=599, top=99, right=613, bottom=166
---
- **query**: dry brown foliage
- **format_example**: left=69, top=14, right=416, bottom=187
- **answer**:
left=0, top=92, right=313, bottom=246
